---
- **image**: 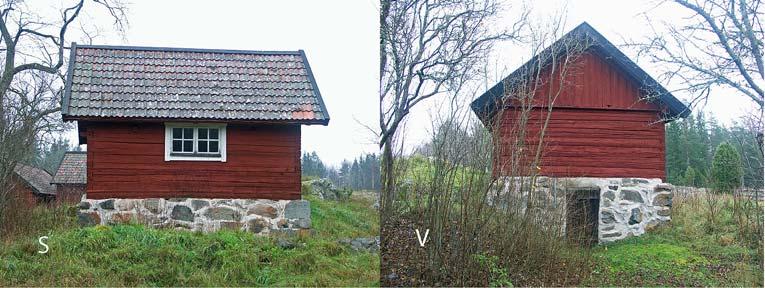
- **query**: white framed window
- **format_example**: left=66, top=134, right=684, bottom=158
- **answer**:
left=164, top=123, right=227, bottom=162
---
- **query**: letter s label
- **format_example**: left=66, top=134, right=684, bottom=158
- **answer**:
left=38, top=236, right=49, bottom=254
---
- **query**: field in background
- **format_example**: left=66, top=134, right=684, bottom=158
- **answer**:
left=0, top=193, right=379, bottom=286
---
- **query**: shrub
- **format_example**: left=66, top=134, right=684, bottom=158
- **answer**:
left=711, top=142, right=743, bottom=193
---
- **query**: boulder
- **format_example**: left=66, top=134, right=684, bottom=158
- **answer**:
left=248, top=204, right=277, bottom=218
left=77, top=201, right=91, bottom=210
left=285, top=200, right=310, bottom=220
left=115, top=199, right=136, bottom=210
left=601, top=210, right=617, bottom=224
left=603, top=190, right=615, bottom=201
left=339, top=236, right=380, bottom=252
left=652, top=193, right=673, bottom=207
left=144, top=199, right=161, bottom=213
left=171, top=205, right=194, bottom=222
left=191, top=200, right=210, bottom=211
left=248, top=218, right=269, bottom=233
left=654, top=183, right=673, bottom=192
left=205, top=206, right=241, bottom=221
left=602, top=232, right=622, bottom=238
left=657, top=208, right=671, bottom=217
left=629, top=208, right=642, bottom=225
left=619, top=189, right=644, bottom=203
left=110, top=212, right=135, bottom=224
left=99, top=199, right=114, bottom=210
left=77, top=211, right=101, bottom=227
left=645, top=219, right=669, bottom=231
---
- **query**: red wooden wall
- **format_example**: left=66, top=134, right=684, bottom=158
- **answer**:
left=494, top=51, right=667, bottom=180
left=84, top=122, right=301, bottom=199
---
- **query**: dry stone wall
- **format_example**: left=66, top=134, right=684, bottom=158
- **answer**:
left=77, top=195, right=311, bottom=235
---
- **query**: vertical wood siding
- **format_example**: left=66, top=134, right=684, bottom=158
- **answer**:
left=85, top=122, right=302, bottom=199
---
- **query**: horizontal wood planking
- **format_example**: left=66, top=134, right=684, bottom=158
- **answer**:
left=517, top=52, right=660, bottom=111
left=84, top=121, right=301, bottom=199
left=495, top=108, right=666, bottom=179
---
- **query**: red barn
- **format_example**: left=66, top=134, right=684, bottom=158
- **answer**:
left=471, top=22, right=689, bottom=180
left=62, top=44, right=329, bottom=200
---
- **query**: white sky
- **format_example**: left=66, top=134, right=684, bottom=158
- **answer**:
left=44, top=0, right=758, bottom=165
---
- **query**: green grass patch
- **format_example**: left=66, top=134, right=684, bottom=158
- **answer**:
left=585, top=196, right=763, bottom=287
left=0, top=195, right=379, bottom=286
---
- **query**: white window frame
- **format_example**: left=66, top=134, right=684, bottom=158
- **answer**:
left=164, top=123, right=227, bottom=162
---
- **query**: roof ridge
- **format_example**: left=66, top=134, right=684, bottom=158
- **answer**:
left=76, top=44, right=303, bottom=56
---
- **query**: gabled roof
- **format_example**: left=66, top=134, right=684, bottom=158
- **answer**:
left=52, top=151, right=87, bottom=185
left=471, top=22, right=690, bottom=120
left=13, top=163, right=56, bottom=195
left=62, top=44, right=329, bottom=125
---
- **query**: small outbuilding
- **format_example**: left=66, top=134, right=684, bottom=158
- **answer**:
left=11, top=163, right=56, bottom=206
left=52, top=151, right=87, bottom=204
left=62, top=44, right=328, bottom=233
left=472, top=22, right=687, bottom=244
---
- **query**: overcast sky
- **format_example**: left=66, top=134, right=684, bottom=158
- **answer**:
left=55, top=0, right=758, bottom=165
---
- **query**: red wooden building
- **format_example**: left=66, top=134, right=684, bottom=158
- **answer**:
left=52, top=151, right=88, bottom=204
left=471, top=22, right=689, bottom=180
left=62, top=45, right=329, bottom=200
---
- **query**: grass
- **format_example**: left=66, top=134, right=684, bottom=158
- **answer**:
left=585, top=194, right=763, bottom=287
left=0, top=193, right=379, bottom=286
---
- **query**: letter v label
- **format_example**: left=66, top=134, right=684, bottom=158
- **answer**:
left=415, top=229, right=429, bottom=247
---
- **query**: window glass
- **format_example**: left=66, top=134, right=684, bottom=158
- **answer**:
left=172, top=140, right=182, bottom=152
left=209, top=141, right=219, bottom=153
left=198, top=140, right=208, bottom=152
left=198, top=128, right=208, bottom=139
left=172, top=128, right=182, bottom=139
left=210, top=129, right=219, bottom=139
left=183, top=140, right=193, bottom=152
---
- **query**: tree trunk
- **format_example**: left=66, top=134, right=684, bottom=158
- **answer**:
left=381, top=139, right=395, bottom=216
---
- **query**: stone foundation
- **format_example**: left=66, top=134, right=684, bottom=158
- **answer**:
left=492, top=177, right=673, bottom=243
left=77, top=195, right=311, bottom=235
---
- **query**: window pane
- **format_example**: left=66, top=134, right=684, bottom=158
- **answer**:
left=172, top=128, right=182, bottom=139
left=183, top=140, right=193, bottom=152
left=198, top=140, right=208, bottom=152
left=183, top=128, right=193, bottom=139
left=198, top=128, right=208, bottom=139
left=172, top=140, right=182, bottom=152
left=210, top=129, right=219, bottom=139
left=209, top=141, right=219, bottom=153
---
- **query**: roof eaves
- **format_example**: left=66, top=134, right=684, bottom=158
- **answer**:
left=299, top=49, right=330, bottom=126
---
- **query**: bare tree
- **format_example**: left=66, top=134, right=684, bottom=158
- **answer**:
left=378, top=0, right=527, bottom=213
left=634, top=0, right=763, bottom=110
left=0, top=0, right=127, bottom=229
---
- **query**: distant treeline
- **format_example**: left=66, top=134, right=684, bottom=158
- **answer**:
left=301, top=151, right=381, bottom=192
left=666, top=112, right=763, bottom=188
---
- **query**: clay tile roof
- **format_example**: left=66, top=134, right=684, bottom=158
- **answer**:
left=62, top=44, right=329, bottom=125
left=13, top=163, right=56, bottom=195
left=52, top=151, right=87, bottom=184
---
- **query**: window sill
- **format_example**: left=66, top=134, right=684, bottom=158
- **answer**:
left=165, top=154, right=225, bottom=162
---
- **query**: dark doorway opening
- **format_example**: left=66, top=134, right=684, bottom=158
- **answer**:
left=566, top=186, right=600, bottom=246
